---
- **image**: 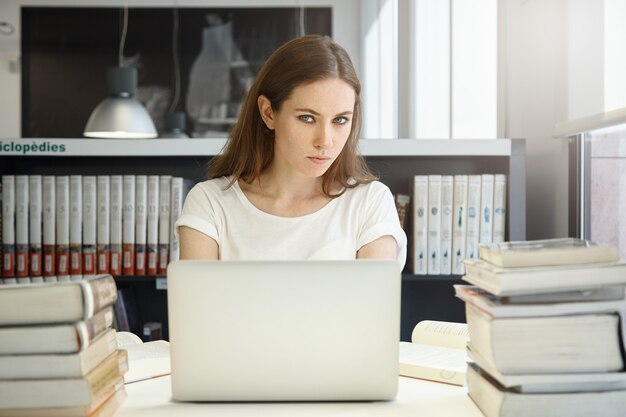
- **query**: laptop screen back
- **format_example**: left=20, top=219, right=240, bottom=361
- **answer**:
left=167, top=260, right=401, bottom=401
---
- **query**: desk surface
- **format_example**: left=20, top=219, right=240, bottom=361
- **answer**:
left=118, top=375, right=484, bottom=417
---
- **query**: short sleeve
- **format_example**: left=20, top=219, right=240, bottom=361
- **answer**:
left=356, top=182, right=407, bottom=269
left=175, top=183, right=220, bottom=243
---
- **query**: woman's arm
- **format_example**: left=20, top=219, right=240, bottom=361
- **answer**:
left=179, top=226, right=219, bottom=260
left=356, top=235, right=397, bottom=260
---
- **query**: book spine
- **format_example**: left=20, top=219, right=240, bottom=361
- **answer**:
left=134, top=175, right=147, bottom=276
left=412, top=175, right=429, bottom=275
left=479, top=173, right=495, bottom=244
left=42, top=175, right=56, bottom=282
left=82, top=176, right=97, bottom=277
left=493, top=174, right=507, bottom=243
left=451, top=175, right=468, bottom=275
left=427, top=175, right=442, bottom=275
left=28, top=175, right=43, bottom=281
left=55, top=176, right=70, bottom=281
left=97, top=175, right=110, bottom=274
left=15, top=175, right=29, bottom=282
left=158, top=175, right=172, bottom=275
left=78, top=305, right=115, bottom=350
left=439, top=175, right=454, bottom=275
left=109, top=175, right=123, bottom=276
left=83, top=275, right=118, bottom=317
left=394, top=193, right=411, bottom=230
left=146, top=175, right=159, bottom=275
left=69, top=175, right=83, bottom=280
left=464, top=175, right=482, bottom=261
left=1, top=175, right=16, bottom=281
left=122, top=175, right=136, bottom=275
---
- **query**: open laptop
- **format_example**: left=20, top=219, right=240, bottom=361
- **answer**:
left=167, top=259, right=401, bottom=402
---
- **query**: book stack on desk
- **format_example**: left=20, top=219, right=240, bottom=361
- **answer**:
left=0, top=274, right=128, bottom=417
left=455, top=238, right=626, bottom=417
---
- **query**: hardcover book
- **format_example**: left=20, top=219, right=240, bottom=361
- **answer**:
left=0, top=274, right=117, bottom=325
left=478, top=237, right=619, bottom=268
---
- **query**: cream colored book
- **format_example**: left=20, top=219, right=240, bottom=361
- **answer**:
left=465, top=302, right=623, bottom=374
left=398, top=320, right=469, bottom=386
left=0, top=348, right=127, bottom=409
left=0, top=328, right=118, bottom=379
left=463, top=258, right=626, bottom=296
left=467, top=363, right=626, bottom=417
left=478, top=238, right=619, bottom=268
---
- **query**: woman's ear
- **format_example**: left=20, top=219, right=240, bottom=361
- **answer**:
left=257, top=95, right=275, bottom=130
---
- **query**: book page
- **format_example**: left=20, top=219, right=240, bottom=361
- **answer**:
left=399, top=342, right=468, bottom=385
left=411, top=320, right=469, bottom=350
left=122, top=340, right=171, bottom=384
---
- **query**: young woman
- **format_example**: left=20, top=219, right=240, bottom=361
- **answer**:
left=177, top=35, right=406, bottom=267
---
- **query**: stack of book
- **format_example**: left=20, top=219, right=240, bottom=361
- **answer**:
left=455, top=238, right=626, bottom=417
left=0, top=274, right=128, bottom=416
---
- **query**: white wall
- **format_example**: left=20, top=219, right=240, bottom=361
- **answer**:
left=504, top=0, right=570, bottom=239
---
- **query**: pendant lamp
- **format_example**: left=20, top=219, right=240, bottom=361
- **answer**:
left=83, top=4, right=157, bottom=139
left=84, top=67, right=157, bottom=138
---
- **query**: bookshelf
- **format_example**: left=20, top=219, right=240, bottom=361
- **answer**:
left=0, top=137, right=526, bottom=341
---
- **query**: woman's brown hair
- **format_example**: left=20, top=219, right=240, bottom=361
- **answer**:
left=206, top=34, right=376, bottom=197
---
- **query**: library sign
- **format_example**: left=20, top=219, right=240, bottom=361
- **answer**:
left=0, top=140, right=66, bottom=154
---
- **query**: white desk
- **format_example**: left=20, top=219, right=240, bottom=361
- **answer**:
left=118, top=375, right=484, bottom=417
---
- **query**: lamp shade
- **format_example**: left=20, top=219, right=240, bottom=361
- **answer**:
left=84, top=67, right=157, bottom=139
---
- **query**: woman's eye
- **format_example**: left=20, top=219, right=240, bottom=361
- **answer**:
left=334, top=116, right=350, bottom=125
left=298, top=115, right=315, bottom=123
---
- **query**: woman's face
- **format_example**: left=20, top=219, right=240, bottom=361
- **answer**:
left=258, top=77, right=355, bottom=181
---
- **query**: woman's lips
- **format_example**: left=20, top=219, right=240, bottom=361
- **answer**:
left=308, top=156, right=331, bottom=165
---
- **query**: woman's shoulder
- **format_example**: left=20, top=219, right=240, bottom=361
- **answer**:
left=192, top=176, right=233, bottom=191
left=345, top=180, right=392, bottom=198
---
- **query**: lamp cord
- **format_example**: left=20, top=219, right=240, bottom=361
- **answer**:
left=119, top=1, right=129, bottom=67
left=169, top=7, right=181, bottom=113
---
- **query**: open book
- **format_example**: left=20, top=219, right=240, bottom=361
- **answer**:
left=116, top=331, right=171, bottom=384
left=399, top=320, right=469, bottom=386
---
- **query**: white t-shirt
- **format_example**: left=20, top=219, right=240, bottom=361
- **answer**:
left=175, top=176, right=407, bottom=268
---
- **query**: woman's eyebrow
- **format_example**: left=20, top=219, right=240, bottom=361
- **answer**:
left=294, top=108, right=353, bottom=117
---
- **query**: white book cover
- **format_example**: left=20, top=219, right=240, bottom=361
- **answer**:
left=493, top=174, right=507, bottom=243
left=158, top=175, right=172, bottom=274
left=69, top=175, right=82, bottom=280
left=96, top=175, right=110, bottom=274
left=427, top=175, right=442, bottom=275
left=109, top=175, right=123, bottom=276
left=135, top=175, right=148, bottom=275
left=479, top=174, right=495, bottom=244
left=28, top=175, right=43, bottom=281
left=82, top=176, right=97, bottom=277
left=439, top=175, right=454, bottom=275
left=169, top=177, right=191, bottom=264
left=464, top=175, right=481, bottom=262
left=55, top=176, right=70, bottom=281
left=122, top=174, right=136, bottom=275
left=1, top=175, right=16, bottom=281
left=42, top=175, right=56, bottom=282
left=451, top=175, right=468, bottom=275
left=15, top=175, right=29, bottom=282
left=412, top=175, right=429, bottom=275
left=146, top=175, right=159, bottom=275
